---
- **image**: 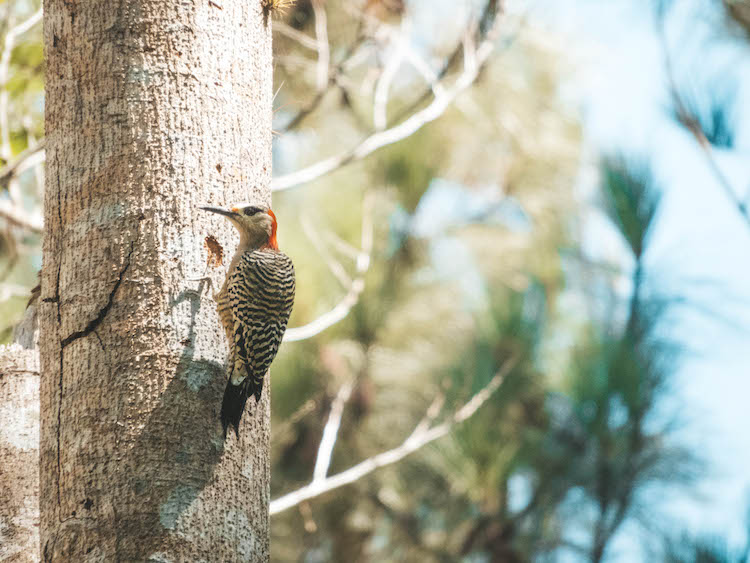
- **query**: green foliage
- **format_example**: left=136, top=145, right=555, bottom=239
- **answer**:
left=670, top=81, right=738, bottom=149
left=663, top=534, right=749, bottom=563
left=601, top=158, right=660, bottom=259
left=661, top=497, right=750, bottom=562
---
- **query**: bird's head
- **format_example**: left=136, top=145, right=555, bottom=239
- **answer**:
left=200, top=203, right=278, bottom=250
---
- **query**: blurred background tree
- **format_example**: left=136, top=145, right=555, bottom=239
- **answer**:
left=1, top=0, right=749, bottom=561
left=0, top=0, right=42, bottom=343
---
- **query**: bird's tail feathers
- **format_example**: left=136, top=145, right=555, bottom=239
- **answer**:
left=221, top=379, right=251, bottom=438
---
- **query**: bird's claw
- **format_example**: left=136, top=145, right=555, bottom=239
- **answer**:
left=186, top=275, right=214, bottom=295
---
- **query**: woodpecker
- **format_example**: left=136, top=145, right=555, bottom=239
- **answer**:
left=200, top=203, right=295, bottom=437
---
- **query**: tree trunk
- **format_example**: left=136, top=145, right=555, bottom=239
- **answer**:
left=40, top=2, right=272, bottom=560
left=0, top=345, right=40, bottom=563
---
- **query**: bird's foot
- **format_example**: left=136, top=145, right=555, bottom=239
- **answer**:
left=186, top=275, right=214, bottom=296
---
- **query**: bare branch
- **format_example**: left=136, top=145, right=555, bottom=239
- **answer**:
left=312, top=381, right=354, bottom=482
left=279, top=30, right=368, bottom=132
left=311, top=0, right=330, bottom=92
left=272, top=18, right=500, bottom=192
left=270, top=353, right=519, bottom=515
left=387, top=0, right=503, bottom=127
left=373, top=27, right=407, bottom=130
left=403, top=44, right=445, bottom=99
left=283, top=192, right=374, bottom=342
left=0, top=198, right=42, bottom=233
left=410, top=393, right=445, bottom=438
left=656, top=9, right=750, bottom=226
left=0, top=138, right=46, bottom=191
left=273, top=21, right=319, bottom=51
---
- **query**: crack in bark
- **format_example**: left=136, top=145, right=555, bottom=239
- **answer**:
left=52, top=222, right=139, bottom=549
left=51, top=167, right=63, bottom=317
left=54, top=172, right=64, bottom=522
left=60, top=244, right=134, bottom=349
left=56, top=350, right=63, bottom=513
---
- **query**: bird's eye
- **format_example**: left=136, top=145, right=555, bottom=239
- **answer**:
left=243, top=206, right=262, bottom=216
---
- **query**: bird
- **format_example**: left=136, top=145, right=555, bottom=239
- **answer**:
left=200, top=203, right=295, bottom=438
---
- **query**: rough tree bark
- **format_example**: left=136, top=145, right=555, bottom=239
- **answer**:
left=40, top=1, right=272, bottom=560
left=0, top=345, right=40, bottom=563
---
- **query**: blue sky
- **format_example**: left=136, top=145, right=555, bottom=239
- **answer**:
left=533, top=0, right=750, bottom=557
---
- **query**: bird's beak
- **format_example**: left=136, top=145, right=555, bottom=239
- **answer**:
left=200, top=206, right=238, bottom=219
